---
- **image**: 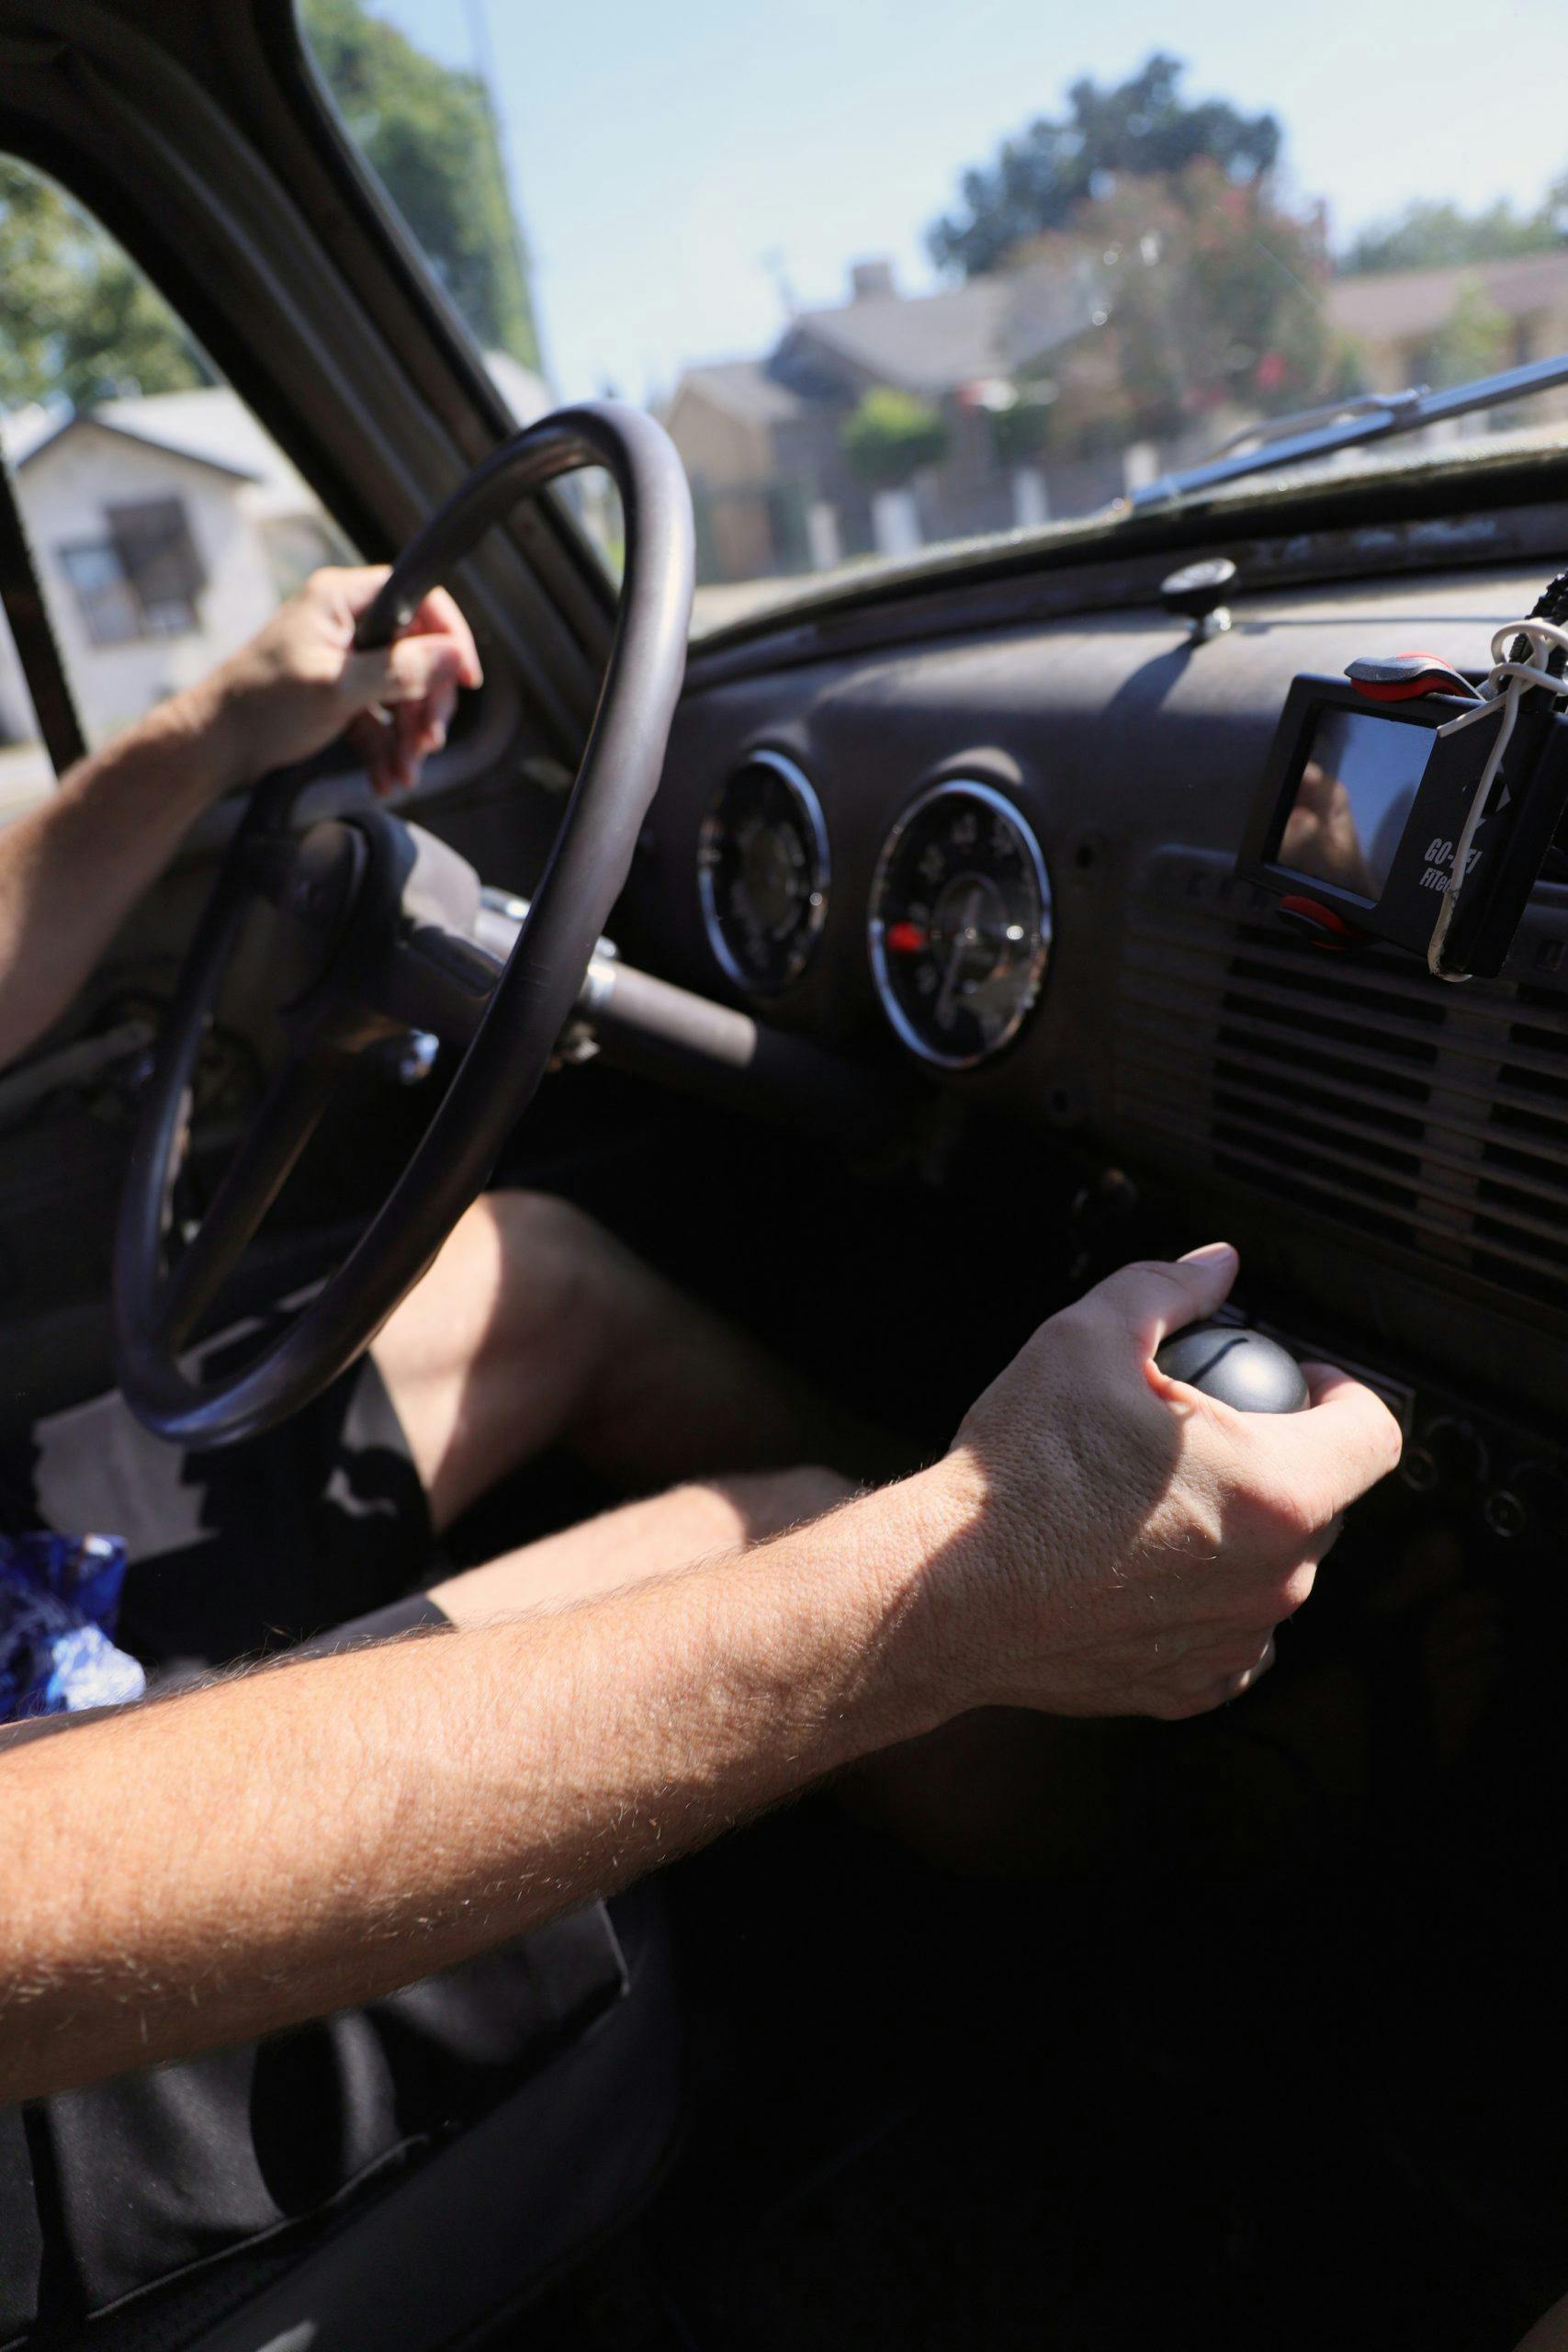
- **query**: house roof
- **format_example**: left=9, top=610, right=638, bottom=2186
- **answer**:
left=780, top=279, right=1011, bottom=397
left=3, top=394, right=270, bottom=484
left=0, top=404, right=58, bottom=469
left=668, top=360, right=806, bottom=425
left=3, top=355, right=548, bottom=503
left=767, top=257, right=1109, bottom=400
left=1328, top=248, right=1568, bottom=345
left=79, top=390, right=285, bottom=481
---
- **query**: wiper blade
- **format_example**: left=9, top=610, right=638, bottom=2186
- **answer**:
left=1127, top=350, right=1568, bottom=513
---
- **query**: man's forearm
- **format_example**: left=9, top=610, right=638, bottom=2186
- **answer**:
left=0, top=677, right=235, bottom=1068
left=0, top=1469, right=965, bottom=2102
left=0, top=562, right=483, bottom=1070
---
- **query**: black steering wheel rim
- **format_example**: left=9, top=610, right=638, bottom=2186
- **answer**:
left=114, top=401, right=694, bottom=1449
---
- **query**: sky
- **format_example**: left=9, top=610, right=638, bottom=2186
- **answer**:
left=367, top=0, right=1568, bottom=406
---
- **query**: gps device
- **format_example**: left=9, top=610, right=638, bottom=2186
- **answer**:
left=1238, top=669, right=1568, bottom=978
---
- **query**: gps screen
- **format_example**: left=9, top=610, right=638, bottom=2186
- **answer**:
left=1276, top=707, right=1435, bottom=903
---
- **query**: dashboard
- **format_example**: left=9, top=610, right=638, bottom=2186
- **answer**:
left=620, top=559, right=1568, bottom=1500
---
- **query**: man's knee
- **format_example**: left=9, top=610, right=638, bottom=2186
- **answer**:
left=461, top=1191, right=625, bottom=1337
left=468, top=1188, right=607, bottom=1272
left=1517, top=2295, right=1568, bottom=2351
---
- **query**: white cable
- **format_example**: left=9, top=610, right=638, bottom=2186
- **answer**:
left=1427, top=616, right=1568, bottom=980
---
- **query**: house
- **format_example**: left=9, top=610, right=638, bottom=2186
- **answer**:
left=0, top=389, right=352, bottom=769
left=664, top=257, right=1119, bottom=588
left=0, top=355, right=552, bottom=804
left=666, top=243, right=1568, bottom=591
left=1326, top=250, right=1568, bottom=397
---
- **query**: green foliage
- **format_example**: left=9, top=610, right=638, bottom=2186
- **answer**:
left=0, top=159, right=207, bottom=410
left=303, top=0, right=540, bottom=369
left=840, top=388, right=950, bottom=488
left=990, top=390, right=1055, bottom=466
left=930, top=53, right=1280, bottom=279
left=1342, top=197, right=1565, bottom=277
left=0, top=0, right=539, bottom=420
left=1416, top=277, right=1512, bottom=389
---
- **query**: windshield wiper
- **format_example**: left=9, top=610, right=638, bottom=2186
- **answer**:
left=1127, top=350, right=1568, bottom=513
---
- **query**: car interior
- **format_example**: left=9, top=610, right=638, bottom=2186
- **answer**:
left=6, top=6, right=1568, bottom=2349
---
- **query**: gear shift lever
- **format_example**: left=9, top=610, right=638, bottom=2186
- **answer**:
left=1154, top=1322, right=1310, bottom=1414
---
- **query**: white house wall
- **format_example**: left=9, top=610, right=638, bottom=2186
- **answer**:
left=14, top=423, right=288, bottom=746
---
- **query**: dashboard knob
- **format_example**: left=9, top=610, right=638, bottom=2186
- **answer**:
left=1419, top=1415, right=1490, bottom=1494
left=1160, top=556, right=1237, bottom=643
left=1155, top=1322, right=1310, bottom=1414
left=1485, top=1460, right=1568, bottom=1543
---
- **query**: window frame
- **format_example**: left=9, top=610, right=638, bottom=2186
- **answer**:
left=0, top=2, right=616, bottom=797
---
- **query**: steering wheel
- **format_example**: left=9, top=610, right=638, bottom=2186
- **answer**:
left=113, top=401, right=694, bottom=1449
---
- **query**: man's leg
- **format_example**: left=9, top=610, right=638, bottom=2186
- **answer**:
left=373, top=1191, right=882, bottom=1532
left=429, top=1464, right=852, bottom=1624
left=1517, top=2296, right=1568, bottom=2349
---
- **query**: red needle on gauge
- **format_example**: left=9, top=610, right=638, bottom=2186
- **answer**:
left=886, top=920, right=929, bottom=955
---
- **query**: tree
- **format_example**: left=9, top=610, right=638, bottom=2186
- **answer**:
left=930, top=54, right=1280, bottom=279
left=1004, top=164, right=1348, bottom=457
left=0, top=1, right=538, bottom=419
left=840, top=389, right=949, bottom=488
left=303, top=0, right=540, bottom=370
left=0, top=160, right=206, bottom=411
left=1416, top=277, right=1512, bottom=389
left=1343, top=197, right=1565, bottom=277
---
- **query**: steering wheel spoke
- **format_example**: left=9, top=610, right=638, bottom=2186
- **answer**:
left=155, top=1049, right=344, bottom=1351
left=369, top=924, right=502, bottom=1051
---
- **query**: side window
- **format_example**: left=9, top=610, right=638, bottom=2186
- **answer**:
left=300, top=1, right=623, bottom=582
left=0, top=158, right=355, bottom=808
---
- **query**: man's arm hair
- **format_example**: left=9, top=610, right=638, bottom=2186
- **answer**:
left=0, top=1243, right=1404, bottom=2105
left=0, top=1474, right=960, bottom=2104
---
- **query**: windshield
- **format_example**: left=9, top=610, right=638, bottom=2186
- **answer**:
left=305, top=1, right=1568, bottom=628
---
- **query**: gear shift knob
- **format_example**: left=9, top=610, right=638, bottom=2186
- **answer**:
left=1154, top=1322, right=1310, bottom=1414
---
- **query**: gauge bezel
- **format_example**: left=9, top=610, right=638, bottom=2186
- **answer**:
left=698, top=749, right=831, bottom=996
left=868, top=777, right=1053, bottom=1069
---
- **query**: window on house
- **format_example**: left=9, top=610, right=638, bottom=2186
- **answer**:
left=106, top=497, right=206, bottom=633
left=57, top=499, right=205, bottom=647
left=55, top=542, right=144, bottom=649
left=0, top=153, right=357, bottom=810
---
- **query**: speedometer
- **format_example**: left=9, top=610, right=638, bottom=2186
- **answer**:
left=868, top=780, right=1052, bottom=1068
left=698, top=750, right=829, bottom=995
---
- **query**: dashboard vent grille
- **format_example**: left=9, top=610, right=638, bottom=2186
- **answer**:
left=1115, top=854, right=1568, bottom=1313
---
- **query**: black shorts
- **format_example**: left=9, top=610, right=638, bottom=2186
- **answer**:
left=0, top=1361, right=631, bottom=2350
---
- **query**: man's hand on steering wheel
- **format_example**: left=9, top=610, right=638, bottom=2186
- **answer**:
left=207, top=565, right=484, bottom=800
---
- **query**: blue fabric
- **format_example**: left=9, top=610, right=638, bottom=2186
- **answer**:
left=0, top=1531, right=144, bottom=1721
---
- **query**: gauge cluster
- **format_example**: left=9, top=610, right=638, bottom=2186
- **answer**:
left=868, top=781, right=1052, bottom=1068
left=698, top=751, right=829, bottom=995
left=697, top=755, right=1053, bottom=1069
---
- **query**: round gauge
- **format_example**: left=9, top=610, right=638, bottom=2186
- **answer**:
left=698, top=750, right=829, bottom=995
left=869, top=780, right=1052, bottom=1069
